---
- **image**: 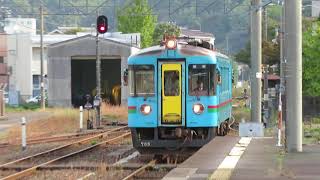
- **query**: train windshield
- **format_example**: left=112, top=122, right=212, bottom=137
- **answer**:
left=128, top=65, right=155, bottom=97
left=188, top=64, right=216, bottom=96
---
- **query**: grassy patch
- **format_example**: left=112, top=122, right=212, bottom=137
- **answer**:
left=310, top=117, right=320, bottom=124
left=91, top=140, right=97, bottom=145
left=6, top=103, right=41, bottom=112
left=0, top=131, right=8, bottom=142
left=232, top=106, right=251, bottom=123
left=232, top=82, right=250, bottom=98
left=2, top=104, right=128, bottom=143
left=4, top=108, right=79, bottom=143
left=101, top=103, right=127, bottom=122
left=303, top=122, right=320, bottom=144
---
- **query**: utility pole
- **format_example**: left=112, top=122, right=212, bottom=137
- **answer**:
left=113, top=0, right=116, bottom=31
left=40, top=4, right=45, bottom=110
left=280, top=0, right=286, bottom=147
left=263, top=66, right=269, bottom=126
left=263, top=7, right=268, bottom=40
left=226, top=33, right=229, bottom=55
left=169, top=0, right=171, bottom=21
left=96, top=11, right=101, bottom=128
left=285, top=0, right=302, bottom=152
left=250, top=0, right=262, bottom=123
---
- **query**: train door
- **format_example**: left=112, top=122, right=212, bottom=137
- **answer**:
left=158, top=62, right=185, bottom=126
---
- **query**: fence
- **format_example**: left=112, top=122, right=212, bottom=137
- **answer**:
left=303, top=96, right=320, bottom=117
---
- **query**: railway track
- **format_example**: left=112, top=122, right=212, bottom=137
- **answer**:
left=120, top=153, right=192, bottom=180
left=0, top=126, right=131, bottom=180
left=0, top=127, right=120, bottom=148
left=122, top=159, right=157, bottom=180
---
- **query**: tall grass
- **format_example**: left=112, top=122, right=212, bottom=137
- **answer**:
left=3, top=108, right=79, bottom=143
left=233, top=82, right=250, bottom=98
left=101, top=103, right=127, bottom=121
left=1, top=103, right=128, bottom=143
left=232, top=107, right=251, bottom=123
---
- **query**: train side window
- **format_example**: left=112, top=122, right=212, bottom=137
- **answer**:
left=209, top=65, right=216, bottom=96
left=128, top=66, right=135, bottom=96
left=216, top=70, right=222, bottom=85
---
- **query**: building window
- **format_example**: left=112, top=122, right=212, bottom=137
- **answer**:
left=0, top=57, right=3, bottom=63
left=33, top=75, right=40, bottom=89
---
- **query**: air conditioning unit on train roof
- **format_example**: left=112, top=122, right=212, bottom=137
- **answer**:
left=179, top=28, right=215, bottom=46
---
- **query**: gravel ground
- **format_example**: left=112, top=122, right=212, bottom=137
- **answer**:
left=21, top=169, right=93, bottom=180
left=53, top=145, right=136, bottom=166
left=0, top=142, right=69, bottom=164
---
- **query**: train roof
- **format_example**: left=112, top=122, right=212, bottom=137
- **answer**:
left=130, top=44, right=230, bottom=60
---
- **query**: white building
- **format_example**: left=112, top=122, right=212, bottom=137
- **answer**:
left=4, top=18, right=141, bottom=103
left=4, top=18, right=36, bottom=35
left=312, top=1, right=320, bottom=17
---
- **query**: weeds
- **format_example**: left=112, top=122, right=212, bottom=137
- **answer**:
left=232, top=107, right=251, bottom=123
left=100, top=103, right=127, bottom=122
left=1, top=104, right=128, bottom=143
left=3, top=108, right=79, bottom=143
left=6, top=103, right=41, bottom=112
left=304, top=120, right=320, bottom=144
left=91, top=140, right=97, bottom=145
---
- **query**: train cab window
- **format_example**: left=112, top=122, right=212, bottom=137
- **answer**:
left=128, top=65, right=155, bottom=97
left=164, top=70, right=180, bottom=96
left=189, top=64, right=209, bottom=96
left=188, top=64, right=216, bottom=96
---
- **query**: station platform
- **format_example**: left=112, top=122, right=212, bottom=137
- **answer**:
left=163, top=136, right=320, bottom=180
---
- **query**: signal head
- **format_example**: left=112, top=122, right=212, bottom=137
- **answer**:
left=97, top=15, right=108, bottom=34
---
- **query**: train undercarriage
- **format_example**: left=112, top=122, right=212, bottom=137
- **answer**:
left=130, top=120, right=230, bottom=153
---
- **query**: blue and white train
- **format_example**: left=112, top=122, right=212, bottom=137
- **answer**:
left=127, top=37, right=233, bottom=151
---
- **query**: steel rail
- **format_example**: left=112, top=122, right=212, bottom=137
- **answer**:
left=1, top=163, right=177, bottom=171
left=122, top=159, right=156, bottom=180
left=0, top=126, right=127, bottom=168
left=1, top=132, right=131, bottom=180
left=0, top=131, right=116, bottom=149
left=23, top=128, right=125, bottom=145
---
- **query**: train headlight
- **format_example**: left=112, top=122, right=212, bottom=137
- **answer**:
left=165, top=39, right=177, bottom=49
left=193, top=103, right=204, bottom=115
left=140, top=104, right=152, bottom=115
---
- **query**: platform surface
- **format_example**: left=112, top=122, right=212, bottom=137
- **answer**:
left=231, top=138, right=320, bottom=180
left=163, top=136, right=320, bottom=180
left=163, top=136, right=240, bottom=180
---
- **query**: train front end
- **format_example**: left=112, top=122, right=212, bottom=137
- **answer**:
left=127, top=38, right=231, bottom=151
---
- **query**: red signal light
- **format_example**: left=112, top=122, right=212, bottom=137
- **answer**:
left=99, top=26, right=105, bottom=31
left=97, top=15, right=108, bottom=34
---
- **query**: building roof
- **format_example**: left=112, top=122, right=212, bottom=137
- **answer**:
left=31, top=32, right=140, bottom=48
left=48, top=34, right=139, bottom=48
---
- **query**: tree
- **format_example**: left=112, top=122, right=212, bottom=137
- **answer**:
left=152, top=22, right=181, bottom=45
left=234, top=42, right=250, bottom=65
left=117, top=0, right=157, bottom=48
left=262, top=40, right=280, bottom=66
left=233, top=40, right=280, bottom=67
left=302, top=20, right=320, bottom=96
